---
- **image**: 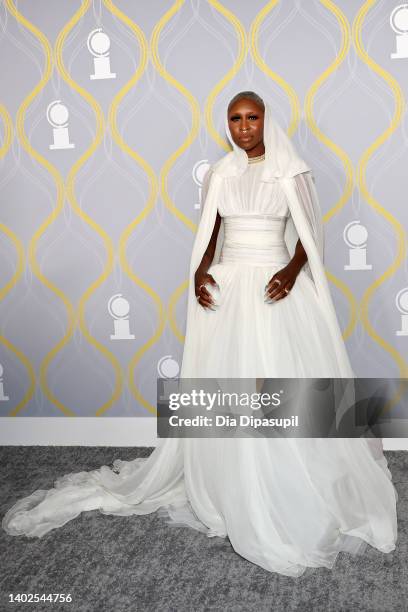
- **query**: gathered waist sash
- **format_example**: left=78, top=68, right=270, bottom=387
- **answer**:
left=220, top=215, right=290, bottom=266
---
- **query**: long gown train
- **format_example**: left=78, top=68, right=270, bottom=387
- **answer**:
left=2, top=159, right=398, bottom=578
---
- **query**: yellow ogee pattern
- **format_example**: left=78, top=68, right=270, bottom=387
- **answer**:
left=150, top=0, right=200, bottom=348
left=151, top=0, right=200, bottom=236
left=249, top=0, right=301, bottom=137
left=54, top=0, right=128, bottom=417
left=303, top=0, right=358, bottom=340
left=104, top=0, right=164, bottom=415
left=354, top=1, right=408, bottom=377
left=58, top=1, right=168, bottom=416
left=0, top=104, right=13, bottom=158
left=251, top=0, right=358, bottom=341
left=166, top=0, right=247, bottom=344
left=0, top=101, right=36, bottom=416
left=3, top=2, right=406, bottom=419
left=5, top=0, right=77, bottom=416
left=205, top=0, right=247, bottom=153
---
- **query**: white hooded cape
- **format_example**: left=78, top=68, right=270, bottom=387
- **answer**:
left=1, top=102, right=391, bottom=545
left=180, top=101, right=355, bottom=379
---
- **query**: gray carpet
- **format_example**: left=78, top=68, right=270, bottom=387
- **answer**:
left=0, top=447, right=406, bottom=612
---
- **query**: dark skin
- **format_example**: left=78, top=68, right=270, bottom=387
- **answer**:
left=195, top=97, right=308, bottom=310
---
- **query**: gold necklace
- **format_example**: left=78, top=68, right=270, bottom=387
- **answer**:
left=247, top=153, right=265, bottom=164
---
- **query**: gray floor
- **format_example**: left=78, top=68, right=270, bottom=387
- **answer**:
left=0, top=447, right=406, bottom=612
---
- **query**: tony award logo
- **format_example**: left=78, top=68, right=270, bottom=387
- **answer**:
left=47, top=101, right=75, bottom=150
left=157, top=355, right=180, bottom=379
left=157, top=356, right=180, bottom=402
left=390, top=4, right=408, bottom=59
left=0, top=363, right=9, bottom=401
left=343, top=221, right=372, bottom=271
left=108, top=294, right=135, bottom=340
left=395, top=288, right=408, bottom=336
left=87, top=28, right=116, bottom=80
left=192, top=160, right=211, bottom=210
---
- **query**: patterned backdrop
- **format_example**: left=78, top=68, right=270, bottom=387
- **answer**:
left=0, top=0, right=407, bottom=419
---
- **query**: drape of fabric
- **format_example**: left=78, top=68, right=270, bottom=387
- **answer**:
left=2, top=101, right=398, bottom=579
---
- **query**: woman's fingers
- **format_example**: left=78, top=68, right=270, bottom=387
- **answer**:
left=265, top=278, right=284, bottom=300
left=270, top=286, right=291, bottom=301
left=265, top=278, right=292, bottom=301
left=197, top=286, right=215, bottom=309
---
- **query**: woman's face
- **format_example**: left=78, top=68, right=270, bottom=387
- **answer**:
left=227, top=98, right=265, bottom=157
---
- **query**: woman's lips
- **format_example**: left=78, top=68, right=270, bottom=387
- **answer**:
left=240, top=136, right=252, bottom=142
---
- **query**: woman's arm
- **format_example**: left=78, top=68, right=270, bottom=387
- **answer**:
left=288, top=238, right=308, bottom=273
left=195, top=212, right=221, bottom=277
left=195, top=212, right=221, bottom=309
left=265, top=170, right=320, bottom=302
left=194, top=165, right=222, bottom=308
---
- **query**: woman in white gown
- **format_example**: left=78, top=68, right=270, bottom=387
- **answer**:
left=2, top=92, right=398, bottom=579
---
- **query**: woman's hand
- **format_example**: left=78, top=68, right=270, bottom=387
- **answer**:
left=195, top=272, right=219, bottom=309
left=264, top=262, right=302, bottom=302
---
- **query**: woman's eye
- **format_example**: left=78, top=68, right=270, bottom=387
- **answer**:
left=229, top=115, right=258, bottom=122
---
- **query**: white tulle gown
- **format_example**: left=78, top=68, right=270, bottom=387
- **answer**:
left=2, top=158, right=398, bottom=578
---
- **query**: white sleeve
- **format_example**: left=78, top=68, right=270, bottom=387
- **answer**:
left=199, top=165, right=214, bottom=220
left=292, top=170, right=325, bottom=264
